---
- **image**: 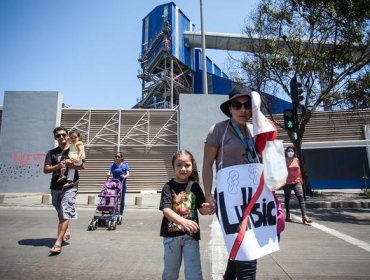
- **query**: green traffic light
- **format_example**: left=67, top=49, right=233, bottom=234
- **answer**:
left=287, top=120, right=294, bottom=128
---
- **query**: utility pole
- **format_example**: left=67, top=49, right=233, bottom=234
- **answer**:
left=200, top=0, right=208, bottom=95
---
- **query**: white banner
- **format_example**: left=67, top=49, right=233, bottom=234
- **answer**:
left=216, top=164, right=279, bottom=261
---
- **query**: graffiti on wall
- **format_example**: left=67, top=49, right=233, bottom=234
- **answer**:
left=0, top=152, right=45, bottom=182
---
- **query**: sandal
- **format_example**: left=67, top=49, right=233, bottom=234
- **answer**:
left=302, top=215, right=312, bottom=224
left=63, top=233, right=71, bottom=242
left=49, top=244, right=62, bottom=254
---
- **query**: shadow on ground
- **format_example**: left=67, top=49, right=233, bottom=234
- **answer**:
left=18, top=238, right=56, bottom=248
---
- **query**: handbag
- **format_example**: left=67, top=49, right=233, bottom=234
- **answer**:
left=262, top=140, right=288, bottom=191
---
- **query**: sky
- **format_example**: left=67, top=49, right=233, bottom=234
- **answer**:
left=0, top=0, right=259, bottom=109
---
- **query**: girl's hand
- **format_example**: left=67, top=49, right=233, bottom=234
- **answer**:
left=59, top=160, right=66, bottom=169
left=65, top=159, right=73, bottom=167
left=200, top=203, right=214, bottom=215
left=181, top=219, right=199, bottom=236
left=205, top=195, right=217, bottom=214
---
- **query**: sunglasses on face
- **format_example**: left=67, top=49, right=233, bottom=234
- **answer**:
left=55, top=133, right=67, bottom=139
left=115, top=156, right=121, bottom=159
left=231, top=100, right=252, bottom=110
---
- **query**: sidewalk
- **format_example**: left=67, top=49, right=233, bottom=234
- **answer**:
left=0, top=189, right=369, bottom=208
left=0, top=192, right=161, bottom=208
left=275, top=189, right=370, bottom=209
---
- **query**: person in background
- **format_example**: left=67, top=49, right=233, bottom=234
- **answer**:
left=59, top=130, right=85, bottom=188
left=159, top=149, right=211, bottom=280
left=44, top=126, right=85, bottom=254
left=283, top=146, right=312, bottom=224
left=107, top=151, right=130, bottom=221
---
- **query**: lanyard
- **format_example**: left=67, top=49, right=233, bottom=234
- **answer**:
left=230, top=119, right=257, bottom=164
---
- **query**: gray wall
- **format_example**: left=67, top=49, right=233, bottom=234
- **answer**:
left=0, top=91, right=63, bottom=192
left=179, top=94, right=227, bottom=185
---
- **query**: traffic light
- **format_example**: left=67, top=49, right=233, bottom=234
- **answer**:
left=283, top=109, right=296, bottom=131
left=290, top=74, right=304, bottom=108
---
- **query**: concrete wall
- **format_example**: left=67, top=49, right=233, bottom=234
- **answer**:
left=179, top=94, right=227, bottom=185
left=0, top=91, right=63, bottom=192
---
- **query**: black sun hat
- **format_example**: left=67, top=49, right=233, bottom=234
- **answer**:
left=220, top=84, right=252, bottom=117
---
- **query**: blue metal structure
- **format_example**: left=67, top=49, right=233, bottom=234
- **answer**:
left=140, top=2, right=193, bottom=69
left=136, top=2, right=291, bottom=114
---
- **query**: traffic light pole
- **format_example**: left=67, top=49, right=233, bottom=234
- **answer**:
left=290, top=74, right=312, bottom=199
left=283, top=34, right=312, bottom=197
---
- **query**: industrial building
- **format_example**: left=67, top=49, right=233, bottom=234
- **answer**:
left=0, top=2, right=369, bottom=194
left=135, top=2, right=291, bottom=113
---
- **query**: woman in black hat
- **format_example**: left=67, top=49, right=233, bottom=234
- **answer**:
left=203, top=84, right=260, bottom=279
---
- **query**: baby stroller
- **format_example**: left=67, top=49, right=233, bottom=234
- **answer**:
left=87, top=178, right=122, bottom=231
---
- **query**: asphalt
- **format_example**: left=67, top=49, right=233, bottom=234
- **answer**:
left=0, top=190, right=369, bottom=279
left=0, top=189, right=368, bottom=209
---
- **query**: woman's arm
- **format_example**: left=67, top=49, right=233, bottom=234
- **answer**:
left=122, top=170, right=130, bottom=179
left=202, top=143, right=218, bottom=211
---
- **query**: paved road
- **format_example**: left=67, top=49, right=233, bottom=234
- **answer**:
left=0, top=206, right=369, bottom=280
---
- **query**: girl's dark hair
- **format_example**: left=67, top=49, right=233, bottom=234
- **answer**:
left=285, top=145, right=296, bottom=157
left=68, top=130, right=80, bottom=138
left=171, top=149, right=199, bottom=182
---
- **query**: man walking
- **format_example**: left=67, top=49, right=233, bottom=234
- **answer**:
left=44, top=126, right=85, bottom=254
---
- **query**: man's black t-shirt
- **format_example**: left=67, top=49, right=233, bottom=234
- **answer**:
left=44, top=146, right=79, bottom=190
left=159, top=178, right=205, bottom=240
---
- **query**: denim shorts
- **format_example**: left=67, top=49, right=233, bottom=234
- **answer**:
left=51, top=187, right=78, bottom=220
left=162, top=235, right=202, bottom=280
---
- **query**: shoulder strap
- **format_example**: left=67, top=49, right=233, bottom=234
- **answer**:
left=185, top=180, right=194, bottom=194
left=168, top=181, right=194, bottom=195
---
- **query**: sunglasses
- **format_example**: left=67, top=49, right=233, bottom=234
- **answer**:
left=115, top=156, right=121, bottom=159
left=230, top=100, right=251, bottom=110
left=55, top=133, right=67, bottom=139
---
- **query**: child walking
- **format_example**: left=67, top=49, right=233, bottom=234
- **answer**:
left=58, top=130, right=85, bottom=188
left=159, top=149, right=211, bottom=280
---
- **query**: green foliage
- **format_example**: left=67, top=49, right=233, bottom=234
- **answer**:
left=237, top=0, right=369, bottom=139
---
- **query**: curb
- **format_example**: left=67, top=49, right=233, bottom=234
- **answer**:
left=286, top=200, right=369, bottom=209
left=0, top=193, right=369, bottom=209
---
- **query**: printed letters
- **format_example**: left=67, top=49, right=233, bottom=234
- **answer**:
left=219, top=186, right=276, bottom=235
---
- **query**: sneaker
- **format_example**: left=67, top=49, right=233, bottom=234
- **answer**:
left=63, top=181, right=74, bottom=188
left=57, top=176, right=66, bottom=182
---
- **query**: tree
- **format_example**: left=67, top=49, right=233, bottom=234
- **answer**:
left=238, top=0, right=369, bottom=145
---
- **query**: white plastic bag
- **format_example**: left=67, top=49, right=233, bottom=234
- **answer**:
left=262, top=140, right=288, bottom=191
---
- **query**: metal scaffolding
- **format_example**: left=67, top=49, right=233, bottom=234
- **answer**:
left=137, top=22, right=193, bottom=109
